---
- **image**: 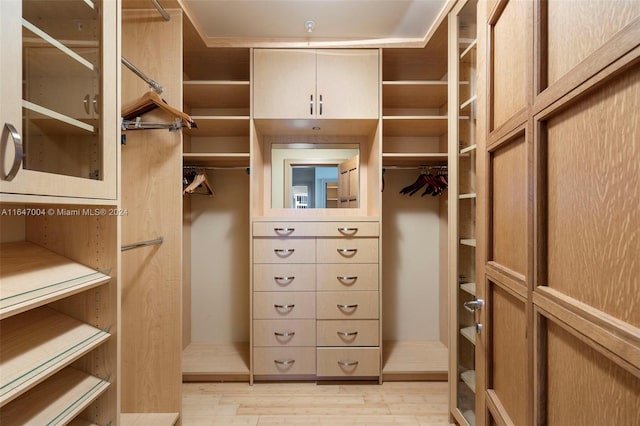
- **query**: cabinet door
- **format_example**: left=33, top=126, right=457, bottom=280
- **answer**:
left=0, top=0, right=117, bottom=200
left=253, top=49, right=316, bottom=119
left=316, top=49, right=379, bottom=119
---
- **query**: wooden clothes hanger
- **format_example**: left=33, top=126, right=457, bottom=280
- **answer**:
left=183, top=170, right=215, bottom=197
left=122, top=91, right=197, bottom=129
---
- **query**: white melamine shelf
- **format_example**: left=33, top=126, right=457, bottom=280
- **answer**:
left=460, top=239, right=477, bottom=247
left=383, top=116, right=448, bottom=137
left=460, top=144, right=477, bottom=154
left=460, top=39, right=478, bottom=61
left=460, top=283, right=476, bottom=296
left=0, top=242, right=111, bottom=320
left=459, top=193, right=477, bottom=200
left=460, top=95, right=477, bottom=112
left=0, top=307, right=110, bottom=406
left=460, top=326, right=476, bottom=345
left=0, top=367, right=110, bottom=426
left=184, top=116, right=250, bottom=137
left=183, top=152, right=250, bottom=168
left=460, top=370, right=476, bottom=393
left=382, top=81, right=448, bottom=109
left=382, top=152, right=448, bottom=167
left=183, top=80, right=250, bottom=109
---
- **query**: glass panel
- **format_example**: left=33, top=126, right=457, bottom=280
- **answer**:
left=21, top=0, right=102, bottom=180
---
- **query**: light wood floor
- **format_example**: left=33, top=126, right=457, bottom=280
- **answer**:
left=182, top=381, right=454, bottom=425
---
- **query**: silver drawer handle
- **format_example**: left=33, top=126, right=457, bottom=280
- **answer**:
left=337, top=360, right=359, bottom=367
left=274, top=248, right=295, bottom=256
left=337, top=248, right=357, bottom=256
left=274, top=227, right=295, bottom=235
left=337, top=276, right=358, bottom=285
left=274, top=304, right=295, bottom=311
left=274, top=331, right=295, bottom=337
left=274, top=276, right=295, bottom=285
left=337, top=304, right=358, bottom=310
left=337, top=331, right=358, bottom=337
left=2, top=123, right=24, bottom=182
left=274, top=359, right=295, bottom=367
left=338, top=227, right=358, bottom=235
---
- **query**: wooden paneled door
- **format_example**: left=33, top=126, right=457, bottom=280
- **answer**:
left=477, top=0, right=640, bottom=425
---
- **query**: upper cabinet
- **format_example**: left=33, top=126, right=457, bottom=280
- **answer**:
left=253, top=49, right=379, bottom=120
left=0, top=0, right=118, bottom=201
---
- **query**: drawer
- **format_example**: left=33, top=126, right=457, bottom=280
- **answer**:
left=254, top=238, right=315, bottom=263
left=317, top=320, right=379, bottom=346
left=316, top=238, right=378, bottom=263
left=253, top=291, right=315, bottom=319
left=254, top=264, right=315, bottom=291
left=316, top=291, right=379, bottom=319
left=253, top=222, right=317, bottom=237
left=253, top=221, right=379, bottom=238
left=316, top=264, right=378, bottom=291
left=314, top=222, right=379, bottom=237
left=254, top=319, right=316, bottom=347
left=317, top=348, right=380, bottom=377
left=254, top=347, right=316, bottom=375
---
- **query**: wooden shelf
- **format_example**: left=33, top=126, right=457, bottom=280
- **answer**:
left=0, top=242, right=111, bottom=320
left=183, top=153, right=250, bottom=168
left=0, top=306, right=110, bottom=406
left=382, top=81, right=448, bottom=109
left=121, top=413, right=180, bottom=426
left=459, top=193, right=477, bottom=199
left=460, top=326, right=476, bottom=345
left=460, top=239, right=476, bottom=247
left=183, top=81, right=250, bottom=109
left=382, top=152, right=448, bottom=167
left=460, top=95, right=476, bottom=112
left=460, top=39, right=477, bottom=61
left=24, top=101, right=96, bottom=135
left=0, top=367, right=110, bottom=425
left=182, top=343, right=250, bottom=381
left=185, top=116, right=250, bottom=137
left=460, top=283, right=476, bottom=296
left=460, top=144, right=477, bottom=154
left=67, top=418, right=100, bottom=426
left=460, top=370, right=476, bottom=393
left=382, top=340, right=448, bottom=381
left=462, top=409, right=476, bottom=426
left=383, top=116, right=448, bottom=137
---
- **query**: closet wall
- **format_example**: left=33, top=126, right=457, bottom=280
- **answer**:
left=121, top=6, right=183, bottom=418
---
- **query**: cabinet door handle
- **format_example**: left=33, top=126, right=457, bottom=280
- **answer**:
left=464, top=299, right=484, bottom=313
left=274, top=304, right=295, bottom=311
left=83, top=94, right=91, bottom=114
left=319, top=94, right=323, bottom=115
left=337, top=331, right=358, bottom=337
left=274, top=248, right=295, bottom=257
left=338, top=227, right=358, bottom=235
left=310, top=94, right=313, bottom=115
left=274, top=359, right=295, bottom=367
left=337, top=304, right=358, bottom=310
left=274, top=227, right=295, bottom=235
left=274, top=276, right=295, bottom=285
left=337, top=276, right=358, bottom=285
left=274, top=331, right=295, bottom=337
left=93, top=94, right=99, bottom=114
left=2, top=123, right=23, bottom=182
left=337, top=360, right=358, bottom=367
left=337, top=248, right=357, bottom=256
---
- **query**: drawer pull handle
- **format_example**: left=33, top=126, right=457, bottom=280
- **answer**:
left=337, top=248, right=357, bottom=256
left=337, top=304, right=358, bottom=310
left=274, top=331, right=296, bottom=337
left=274, top=227, right=295, bottom=235
left=337, top=331, right=358, bottom=337
left=337, top=276, right=358, bottom=285
left=338, top=227, right=358, bottom=235
left=274, top=249, right=295, bottom=256
left=2, top=123, right=24, bottom=182
left=274, top=304, right=295, bottom=312
left=274, top=276, right=295, bottom=285
left=337, top=360, right=359, bottom=367
left=274, top=359, right=295, bottom=367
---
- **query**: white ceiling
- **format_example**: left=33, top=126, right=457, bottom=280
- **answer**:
left=178, top=0, right=450, bottom=47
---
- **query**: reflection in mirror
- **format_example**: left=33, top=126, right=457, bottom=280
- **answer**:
left=271, top=144, right=359, bottom=209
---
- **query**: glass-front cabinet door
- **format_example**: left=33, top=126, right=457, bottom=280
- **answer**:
left=449, top=0, right=478, bottom=425
left=0, top=0, right=117, bottom=200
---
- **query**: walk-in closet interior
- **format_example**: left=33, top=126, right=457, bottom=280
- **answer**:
left=1, top=0, right=638, bottom=425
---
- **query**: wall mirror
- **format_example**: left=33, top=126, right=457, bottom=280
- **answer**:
left=271, top=143, right=360, bottom=209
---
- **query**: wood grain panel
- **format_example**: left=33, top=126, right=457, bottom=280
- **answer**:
left=491, top=0, right=529, bottom=130
left=546, top=66, right=640, bottom=327
left=546, top=0, right=640, bottom=86
left=491, top=134, right=527, bottom=276
left=491, top=283, right=527, bottom=426
left=546, top=321, right=640, bottom=426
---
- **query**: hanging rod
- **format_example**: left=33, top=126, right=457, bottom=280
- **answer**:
left=150, top=0, right=171, bottom=21
left=383, top=165, right=448, bottom=171
left=121, top=56, right=164, bottom=94
left=121, top=237, right=164, bottom=252
left=184, top=165, right=251, bottom=174
left=121, top=117, right=182, bottom=132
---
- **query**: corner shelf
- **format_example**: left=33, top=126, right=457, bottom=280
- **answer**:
left=0, top=367, right=110, bottom=426
left=0, top=242, right=111, bottom=320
